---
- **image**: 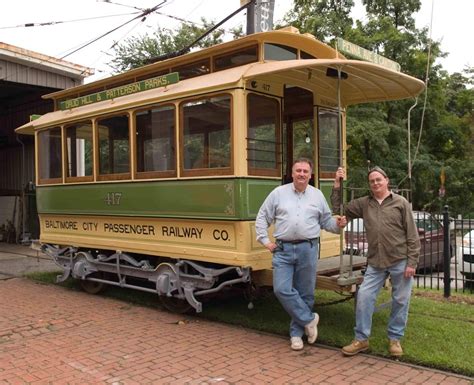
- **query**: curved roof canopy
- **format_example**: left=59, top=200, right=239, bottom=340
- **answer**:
left=243, top=59, right=425, bottom=106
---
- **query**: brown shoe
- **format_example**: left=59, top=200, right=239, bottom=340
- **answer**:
left=342, top=340, right=369, bottom=356
left=389, top=339, right=403, bottom=356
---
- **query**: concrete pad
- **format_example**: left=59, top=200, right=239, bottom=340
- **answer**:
left=0, top=243, right=59, bottom=280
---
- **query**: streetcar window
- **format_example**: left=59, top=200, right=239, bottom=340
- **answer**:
left=301, top=51, right=316, bottom=59
left=264, top=43, right=297, bottom=61
left=318, top=108, right=340, bottom=178
left=181, top=95, right=232, bottom=176
left=38, top=127, right=62, bottom=183
left=97, top=114, right=130, bottom=179
left=65, top=121, right=93, bottom=181
left=247, top=94, right=280, bottom=177
left=135, top=105, right=176, bottom=178
left=172, top=59, right=210, bottom=80
left=214, top=45, right=258, bottom=71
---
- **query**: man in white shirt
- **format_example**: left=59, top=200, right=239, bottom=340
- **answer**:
left=256, top=158, right=346, bottom=350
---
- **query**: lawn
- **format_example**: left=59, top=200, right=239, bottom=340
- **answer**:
left=26, top=271, right=474, bottom=377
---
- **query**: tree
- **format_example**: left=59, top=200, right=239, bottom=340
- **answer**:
left=282, top=0, right=354, bottom=42
left=108, top=18, right=231, bottom=73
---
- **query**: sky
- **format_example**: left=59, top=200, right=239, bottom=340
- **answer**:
left=1, top=0, right=472, bottom=84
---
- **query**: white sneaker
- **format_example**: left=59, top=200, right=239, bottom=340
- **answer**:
left=304, top=313, right=319, bottom=344
left=290, top=336, right=304, bottom=351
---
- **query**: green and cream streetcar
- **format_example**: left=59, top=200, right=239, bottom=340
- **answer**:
left=16, top=27, right=424, bottom=312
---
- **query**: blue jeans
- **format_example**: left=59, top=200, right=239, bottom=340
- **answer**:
left=355, top=259, right=413, bottom=341
left=272, top=240, right=318, bottom=338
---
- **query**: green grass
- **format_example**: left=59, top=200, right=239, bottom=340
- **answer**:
left=26, top=271, right=474, bottom=377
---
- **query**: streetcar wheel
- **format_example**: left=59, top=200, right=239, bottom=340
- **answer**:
left=159, top=296, right=192, bottom=314
left=80, top=274, right=106, bottom=294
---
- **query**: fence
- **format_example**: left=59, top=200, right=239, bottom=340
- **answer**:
left=344, top=204, right=474, bottom=296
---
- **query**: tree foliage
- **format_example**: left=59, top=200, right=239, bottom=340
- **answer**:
left=108, top=18, right=232, bottom=73
left=283, top=0, right=354, bottom=41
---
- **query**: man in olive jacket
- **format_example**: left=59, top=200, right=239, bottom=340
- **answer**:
left=332, top=166, right=420, bottom=357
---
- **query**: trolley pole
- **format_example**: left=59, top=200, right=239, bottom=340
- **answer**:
left=335, top=67, right=356, bottom=286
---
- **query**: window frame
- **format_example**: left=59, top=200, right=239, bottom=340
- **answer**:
left=263, top=43, right=298, bottom=61
left=172, top=59, right=211, bottom=81
left=179, top=93, right=234, bottom=178
left=247, top=92, right=282, bottom=177
left=95, top=112, right=132, bottom=181
left=318, top=107, right=341, bottom=179
left=133, top=103, right=177, bottom=180
left=213, top=44, right=259, bottom=72
left=64, top=120, right=94, bottom=183
left=37, top=126, right=63, bottom=185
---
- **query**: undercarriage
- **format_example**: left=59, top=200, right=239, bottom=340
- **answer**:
left=42, top=244, right=251, bottom=313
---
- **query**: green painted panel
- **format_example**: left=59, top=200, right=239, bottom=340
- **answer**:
left=243, top=179, right=279, bottom=217
left=37, top=178, right=281, bottom=220
left=319, top=181, right=335, bottom=210
left=59, top=72, right=180, bottom=110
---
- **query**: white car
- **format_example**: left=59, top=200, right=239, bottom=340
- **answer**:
left=459, top=230, right=474, bottom=281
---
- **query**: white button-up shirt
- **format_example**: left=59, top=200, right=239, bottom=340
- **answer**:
left=256, top=182, right=340, bottom=245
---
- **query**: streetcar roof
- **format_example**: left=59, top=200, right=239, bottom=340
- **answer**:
left=243, top=58, right=425, bottom=105
left=40, top=28, right=341, bottom=102
left=16, top=58, right=424, bottom=135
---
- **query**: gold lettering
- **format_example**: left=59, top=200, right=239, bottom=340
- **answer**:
left=64, top=99, right=80, bottom=109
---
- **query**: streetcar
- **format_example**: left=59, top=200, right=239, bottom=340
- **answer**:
left=16, top=27, right=425, bottom=312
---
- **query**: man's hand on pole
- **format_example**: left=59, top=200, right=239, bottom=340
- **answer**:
left=334, top=167, right=345, bottom=188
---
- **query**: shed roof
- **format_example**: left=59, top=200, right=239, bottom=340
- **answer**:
left=0, top=42, right=94, bottom=79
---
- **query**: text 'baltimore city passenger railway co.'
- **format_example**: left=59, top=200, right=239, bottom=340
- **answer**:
left=43, top=219, right=232, bottom=242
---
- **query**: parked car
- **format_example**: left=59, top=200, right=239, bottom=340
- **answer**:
left=344, top=217, right=367, bottom=256
left=344, top=211, right=450, bottom=272
left=458, top=230, right=474, bottom=282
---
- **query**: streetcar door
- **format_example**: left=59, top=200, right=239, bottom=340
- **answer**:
left=282, top=86, right=315, bottom=185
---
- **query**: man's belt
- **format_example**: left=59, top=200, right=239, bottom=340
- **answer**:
left=277, top=238, right=319, bottom=245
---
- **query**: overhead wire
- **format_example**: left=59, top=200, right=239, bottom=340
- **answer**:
left=184, top=0, right=206, bottom=20
left=0, top=12, right=141, bottom=30
left=146, top=0, right=255, bottom=63
left=81, top=17, right=147, bottom=78
left=59, top=1, right=168, bottom=60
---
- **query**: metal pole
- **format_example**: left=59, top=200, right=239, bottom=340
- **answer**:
left=246, top=0, right=255, bottom=35
left=16, top=134, right=26, bottom=244
left=407, top=98, right=418, bottom=204
left=337, top=67, right=344, bottom=278
left=443, top=205, right=451, bottom=298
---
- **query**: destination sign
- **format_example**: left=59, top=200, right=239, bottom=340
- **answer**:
left=58, top=72, right=180, bottom=110
left=336, top=38, right=401, bottom=72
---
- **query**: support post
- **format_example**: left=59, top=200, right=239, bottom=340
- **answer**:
left=246, top=0, right=255, bottom=35
left=443, top=205, right=451, bottom=298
